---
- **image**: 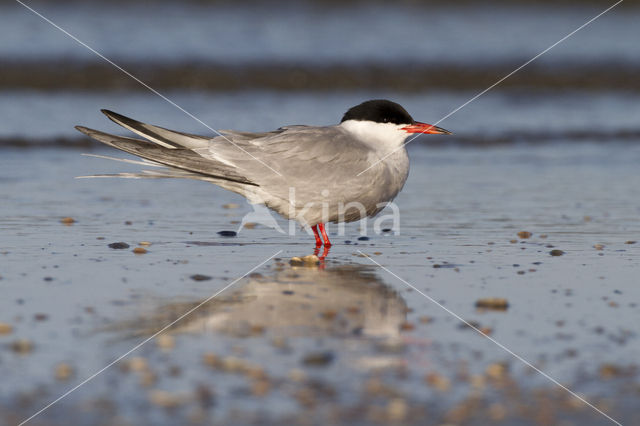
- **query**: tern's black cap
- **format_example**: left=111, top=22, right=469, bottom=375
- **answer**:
left=340, top=99, right=415, bottom=125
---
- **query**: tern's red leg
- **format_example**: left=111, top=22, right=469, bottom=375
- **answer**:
left=311, top=224, right=322, bottom=247
left=313, top=245, right=330, bottom=266
left=318, top=223, right=331, bottom=247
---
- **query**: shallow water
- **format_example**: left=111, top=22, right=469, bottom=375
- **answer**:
left=1, top=143, right=639, bottom=424
left=2, top=1, right=639, bottom=424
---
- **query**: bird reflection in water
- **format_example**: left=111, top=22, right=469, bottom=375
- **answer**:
left=112, top=259, right=408, bottom=341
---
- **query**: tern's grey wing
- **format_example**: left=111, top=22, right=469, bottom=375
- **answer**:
left=199, top=126, right=408, bottom=223
left=75, top=126, right=257, bottom=186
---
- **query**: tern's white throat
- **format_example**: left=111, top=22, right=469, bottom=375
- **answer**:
left=340, top=119, right=409, bottom=153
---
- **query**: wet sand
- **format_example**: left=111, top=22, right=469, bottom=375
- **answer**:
left=1, top=143, right=639, bottom=425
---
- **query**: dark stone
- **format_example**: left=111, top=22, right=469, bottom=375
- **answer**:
left=217, top=231, right=237, bottom=237
left=302, top=351, right=334, bottom=366
left=108, top=242, right=130, bottom=249
left=190, top=274, right=212, bottom=281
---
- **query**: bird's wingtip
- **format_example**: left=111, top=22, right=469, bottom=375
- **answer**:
left=75, top=125, right=91, bottom=135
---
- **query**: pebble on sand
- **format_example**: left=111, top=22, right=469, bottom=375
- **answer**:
left=425, top=372, right=451, bottom=391
left=202, top=353, right=221, bottom=369
left=386, top=398, right=409, bottom=422
left=139, top=241, right=152, bottom=246
left=549, top=249, right=564, bottom=256
left=222, top=203, right=240, bottom=209
left=243, top=222, right=257, bottom=229
left=156, top=334, right=175, bottom=350
left=593, top=244, right=605, bottom=250
left=0, top=322, right=13, bottom=335
left=190, top=274, right=212, bottom=281
left=625, top=240, right=636, bottom=244
left=108, top=242, right=130, bottom=249
left=149, top=390, right=182, bottom=408
left=302, top=351, right=334, bottom=366
left=60, top=217, right=75, bottom=225
left=217, top=230, right=237, bottom=237
left=55, top=363, right=74, bottom=381
left=132, top=247, right=147, bottom=254
left=485, top=363, right=509, bottom=381
left=11, top=339, right=33, bottom=354
left=399, top=322, right=415, bottom=331
left=475, top=298, right=509, bottom=311
left=290, top=255, right=320, bottom=267
left=127, top=356, right=149, bottom=372
left=517, top=231, right=532, bottom=239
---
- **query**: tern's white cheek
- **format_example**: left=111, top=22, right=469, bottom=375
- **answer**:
left=340, top=120, right=408, bottom=152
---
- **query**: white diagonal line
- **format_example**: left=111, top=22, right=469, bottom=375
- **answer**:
left=15, top=0, right=282, bottom=177
left=358, top=251, right=622, bottom=426
left=19, top=250, right=282, bottom=426
left=357, top=0, right=623, bottom=177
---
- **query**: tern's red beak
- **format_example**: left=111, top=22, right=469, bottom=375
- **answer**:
left=401, top=122, right=452, bottom=135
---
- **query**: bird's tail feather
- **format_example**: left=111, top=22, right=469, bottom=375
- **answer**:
left=100, top=109, right=210, bottom=149
left=75, top=125, right=257, bottom=186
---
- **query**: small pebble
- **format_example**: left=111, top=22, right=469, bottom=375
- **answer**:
left=217, top=230, right=237, bottom=237
left=302, top=351, right=334, bottom=366
left=190, top=274, right=212, bottom=281
left=549, top=249, right=564, bottom=256
left=34, top=313, right=48, bottom=321
left=132, top=247, right=147, bottom=254
left=139, top=241, right=152, bottom=246
left=399, top=322, right=414, bottom=331
left=321, top=310, right=337, bottom=320
left=149, top=390, right=182, bottom=408
left=289, top=256, right=304, bottom=266
left=485, top=363, right=508, bottom=381
left=475, top=298, right=509, bottom=310
left=593, top=244, right=605, bottom=250
left=127, top=357, right=148, bottom=372
left=386, top=398, right=408, bottom=421
left=243, top=222, right=257, bottom=229
left=203, top=353, right=221, bottom=368
left=290, top=255, right=319, bottom=267
left=221, top=356, right=246, bottom=373
left=11, top=339, right=33, bottom=354
left=288, top=368, right=306, bottom=382
left=625, top=240, right=636, bottom=244
left=517, top=231, right=532, bottom=239
left=425, top=372, right=451, bottom=391
left=0, top=322, right=13, bottom=334
left=357, top=236, right=370, bottom=241
left=156, top=334, right=175, bottom=350
left=251, top=379, right=271, bottom=396
left=55, top=363, right=74, bottom=380
left=222, top=203, right=240, bottom=209
left=108, top=242, right=130, bottom=249
left=139, top=370, right=157, bottom=387
left=60, top=217, right=75, bottom=225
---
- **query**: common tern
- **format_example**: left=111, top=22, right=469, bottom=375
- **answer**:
left=76, top=99, right=451, bottom=247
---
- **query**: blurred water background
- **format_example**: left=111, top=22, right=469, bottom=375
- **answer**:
left=1, top=0, right=639, bottom=146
